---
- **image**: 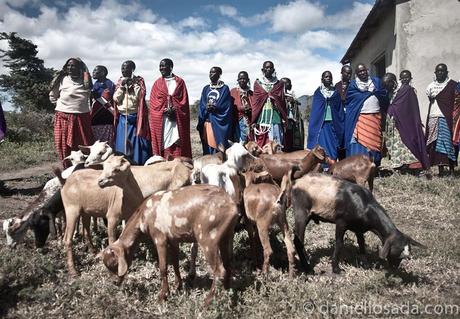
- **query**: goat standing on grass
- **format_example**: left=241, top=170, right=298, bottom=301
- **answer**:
left=290, top=171, right=425, bottom=274
left=242, top=170, right=295, bottom=277
left=101, top=185, right=238, bottom=305
left=58, top=155, right=144, bottom=277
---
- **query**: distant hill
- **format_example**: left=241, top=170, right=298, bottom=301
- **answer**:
left=296, top=94, right=312, bottom=120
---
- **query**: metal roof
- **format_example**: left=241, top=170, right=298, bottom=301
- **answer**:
left=340, top=0, right=396, bottom=64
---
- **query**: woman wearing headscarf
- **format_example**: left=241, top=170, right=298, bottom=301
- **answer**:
left=197, top=66, right=233, bottom=154
left=49, top=57, right=94, bottom=168
left=113, top=60, right=151, bottom=165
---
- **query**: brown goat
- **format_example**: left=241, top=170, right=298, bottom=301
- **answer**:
left=243, top=170, right=295, bottom=277
left=261, top=140, right=284, bottom=154
left=101, top=185, right=238, bottom=305
left=258, top=145, right=326, bottom=183
left=328, top=154, right=376, bottom=192
left=60, top=155, right=144, bottom=277
left=244, top=140, right=263, bottom=157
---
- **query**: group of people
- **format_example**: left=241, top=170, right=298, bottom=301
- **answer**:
left=49, top=57, right=460, bottom=176
left=48, top=58, right=305, bottom=166
left=308, top=63, right=460, bottom=176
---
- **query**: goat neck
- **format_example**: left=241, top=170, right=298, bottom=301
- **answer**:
left=368, top=203, right=399, bottom=243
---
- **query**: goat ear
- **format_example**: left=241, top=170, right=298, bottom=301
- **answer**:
left=312, top=146, right=325, bottom=161
left=117, top=249, right=128, bottom=277
left=406, top=235, right=427, bottom=249
left=227, top=140, right=234, bottom=146
left=379, top=238, right=392, bottom=259
left=101, top=146, right=113, bottom=161
left=217, top=143, right=226, bottom=153
left=78, top=145, right=91, bottom=155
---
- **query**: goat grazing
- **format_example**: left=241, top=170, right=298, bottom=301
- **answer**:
left=59, top=155, right=144, bottom=277
left=3, top=150, right=86, bottom=247
left=290, top=172, right=425, bottom=274
left=101, top=184, right=238, bottom=305
left=328, top=154, right=376, bottom=192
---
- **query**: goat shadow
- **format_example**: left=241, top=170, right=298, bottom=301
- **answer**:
left=0, top=180, right=46, bottom=197
left=305, top=240, right=429, bottom=285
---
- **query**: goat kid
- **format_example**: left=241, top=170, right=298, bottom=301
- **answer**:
left=243, top=170, right=295, bottom=277
left=101, top=185, right=238, bottom=305
left=59, top=154, right=144, bottom=277
left=290, top=172, right=425, bottom=274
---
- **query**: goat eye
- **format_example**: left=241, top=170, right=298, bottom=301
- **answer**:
left=99, top=151, right=104, bottom=155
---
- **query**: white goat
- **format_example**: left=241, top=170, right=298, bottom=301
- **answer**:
left=2, top=150, right=86, bottom=247
left=200, top=142, right=255, bottom=197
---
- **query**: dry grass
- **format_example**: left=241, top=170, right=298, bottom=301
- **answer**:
left=0, top=119, right=459, bottom=318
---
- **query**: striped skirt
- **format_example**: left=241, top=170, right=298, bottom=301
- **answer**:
left=54, top=111, right=93, bottom=168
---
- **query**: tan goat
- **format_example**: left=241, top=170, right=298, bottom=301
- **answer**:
left=243, top=170, right=295, bottom=277
left=328, top=154, right=376, bottom=192
left=60, top=155, right=144, bottom=277
left=101, top=184, right=239, bottom=305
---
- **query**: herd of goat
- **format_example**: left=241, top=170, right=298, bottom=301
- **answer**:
left=1, top=140, right=425, bottom=305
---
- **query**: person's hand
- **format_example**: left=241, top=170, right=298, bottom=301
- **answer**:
left=244, top=105, right=251, bottom=116
left=206, top=103, right=215, bottom=113
left=121, top=78, right=133, bottom=87
left=164, top=107, right=176, bottom=120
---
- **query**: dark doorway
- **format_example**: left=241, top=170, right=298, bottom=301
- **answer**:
left=372, top=54, right=386, bottom=78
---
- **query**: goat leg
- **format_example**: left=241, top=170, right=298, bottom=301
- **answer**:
left=218, top=231, right=234, bottom=289
left=278, top=216, right=295, bottom=278
left=169, top=243, right=183, bottom=291
left=187, top=243, right=198, bottom=283
left=244, top=220, right=263, bottom=269
left=82, top=215, right=96, bottom=254
left=157, top=241, right=170, bottom=301
left=256, top=223, right=272, bottom=277
left=203, top=243, right=226, bottom=306
left=293, top=211, right=312, bottom=273
left=64, top=212, right=79, bottom=277
left=332, top=223, right=346, bottom=274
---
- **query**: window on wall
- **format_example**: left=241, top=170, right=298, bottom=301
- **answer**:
left=372, top=54, right=386, bottom=78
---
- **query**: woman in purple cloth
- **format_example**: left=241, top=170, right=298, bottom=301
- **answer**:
left=0, top=101, right=6, bottom=142
left=382, top=72, right=430, bottom=174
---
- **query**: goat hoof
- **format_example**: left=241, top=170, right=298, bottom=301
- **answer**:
left=158, top=292, right=168, bottom=302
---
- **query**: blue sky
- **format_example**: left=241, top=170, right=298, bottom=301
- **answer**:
left=0, top=0, right=374, bottom=110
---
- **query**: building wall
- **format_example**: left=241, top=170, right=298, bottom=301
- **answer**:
left=348, top=0, right=459, bottom=123
left=349, top=6, right=396, bottom=77
left=396, top=0, right=460, bottom=122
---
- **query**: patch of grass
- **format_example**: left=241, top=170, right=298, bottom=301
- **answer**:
left=0, top=118, right=459, bottom=318
left=0, top=139, right=56, bottom=171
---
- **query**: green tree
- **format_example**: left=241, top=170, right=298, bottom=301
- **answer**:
left=0, top=32, right=55, bottom=112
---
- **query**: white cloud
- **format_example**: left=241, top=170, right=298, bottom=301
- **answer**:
left=218, top=5, right=238, bottom=18
left=179, top=16, right=207, bottom=29
left=0, top=0, right=349, bottom=105
left=327, top=2, right=373, bottom=31
left=270, top=0, right=325, bottom=33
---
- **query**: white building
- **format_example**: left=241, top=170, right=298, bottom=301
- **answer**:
left=341, top=0, right=460, bottom=121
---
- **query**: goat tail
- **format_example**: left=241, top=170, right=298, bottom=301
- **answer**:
left=52, top=166, right=66, bottom=186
